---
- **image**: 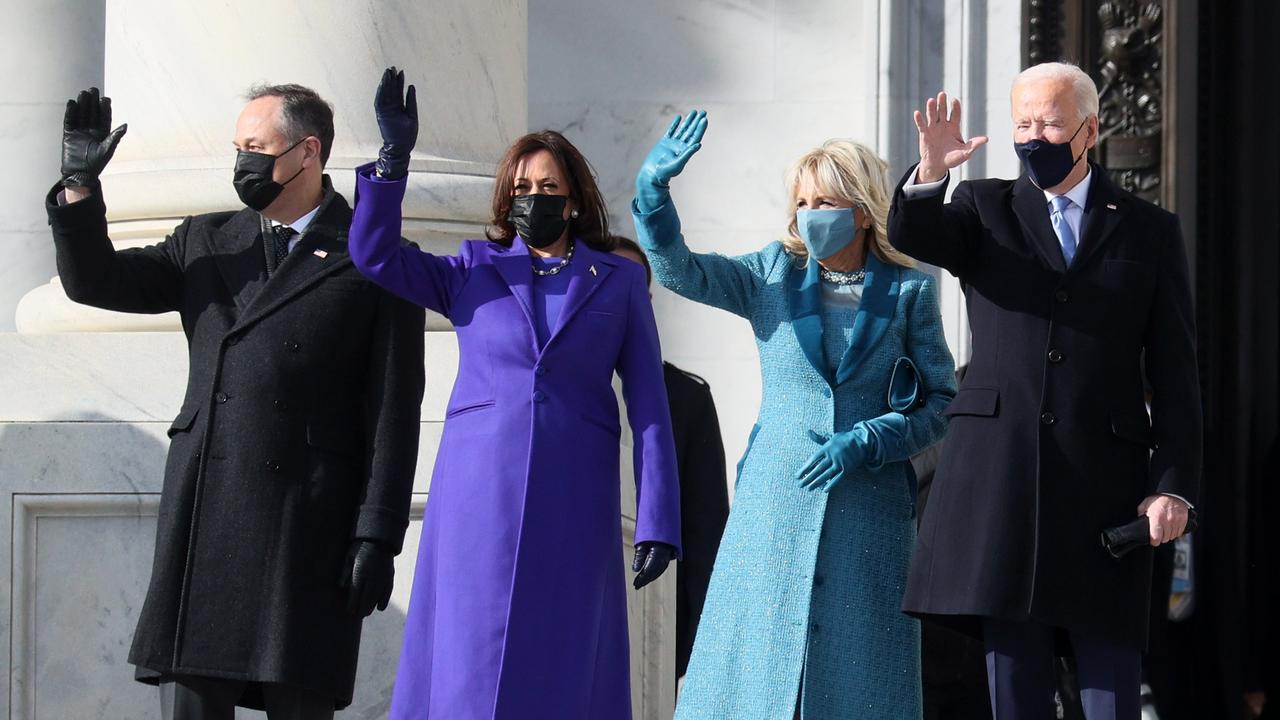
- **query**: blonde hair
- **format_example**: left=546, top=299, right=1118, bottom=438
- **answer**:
left=783, top=139, right=915, bottom=268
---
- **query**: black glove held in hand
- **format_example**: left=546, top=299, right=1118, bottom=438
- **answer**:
left=374, top=66, right=418, bottom=180
left=340, top=539, right=395, bottom=617
left=632, top=541, right=676, bottom=590
left=61, top=87, right=127, bottom=188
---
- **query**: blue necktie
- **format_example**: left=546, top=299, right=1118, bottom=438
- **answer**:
left=1050, top=195, right=1077, bottom=266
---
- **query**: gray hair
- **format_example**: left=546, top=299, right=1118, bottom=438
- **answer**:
left=244, top=83, right=335, bottom=166
left=1012, top=62, right=1099, bottom=120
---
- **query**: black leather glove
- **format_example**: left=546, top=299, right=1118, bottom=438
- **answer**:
left=61, top=87, right=127, bottom=188
left=339, top=539, right=395, bottom=616
left=1101, top=508, right=1199, bottom=559
left=374, top=66, right=418, bottom=180
left=632, top=541, right=676, bottom=590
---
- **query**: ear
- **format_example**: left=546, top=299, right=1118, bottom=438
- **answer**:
left=1085, top=114, right=1100, bottom=150
left=302, top=136, right=323, bottom=167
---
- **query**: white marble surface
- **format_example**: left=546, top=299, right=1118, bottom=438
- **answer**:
left=0, top=0, right=105, bottom=331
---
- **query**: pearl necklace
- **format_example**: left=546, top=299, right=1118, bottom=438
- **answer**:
left=819, top=266, right=866, bottom=285
left=531, top=239, right=575, bottom=276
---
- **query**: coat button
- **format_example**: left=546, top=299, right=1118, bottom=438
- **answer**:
left=1048, top=349, right=1064, bottom=363
left=811, top=622, right=821, bottom=634
left=266, top=460, right=281, bottom=472
left=274, top=399, right=288, bottom=411
left=532, top=390, right=546, bottom=402
left=1055, top=289, right=1069, bottom=303
left=285, top=341, right=301, bottom=352
left=822, top=386, right=832, bottom=398
left=1040, top=412, right=1057, bottom=425
left=534, top=365, right=547, bottom=376
left=215, top=392, right=228, bottom=403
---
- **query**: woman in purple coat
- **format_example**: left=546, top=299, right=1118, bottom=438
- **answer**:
left=349, top=69, right=682, bottom=719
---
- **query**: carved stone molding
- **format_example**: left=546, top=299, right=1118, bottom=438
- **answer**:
left=1095, top=0, right=1166, bottom=203
left=1026, top=0, right=1066, bottom=65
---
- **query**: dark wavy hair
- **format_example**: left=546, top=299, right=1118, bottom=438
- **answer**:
left=486, top=131, right=614, bottom=251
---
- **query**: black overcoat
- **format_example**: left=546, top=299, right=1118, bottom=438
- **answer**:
left=888, top=164, right=1202, bottom=649
left=663, top=361, right=728, bottom=678
left=46, top=179, right=425, bottom=708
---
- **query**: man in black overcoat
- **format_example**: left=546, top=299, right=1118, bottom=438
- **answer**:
left=48, top=85, right=424, bottom=718
left=889, top=62, right=1202, bottom=719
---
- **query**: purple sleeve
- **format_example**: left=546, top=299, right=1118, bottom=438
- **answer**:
left=616, top=265, right=683, bottom=557
left=350, top=161, right=468, bottom=316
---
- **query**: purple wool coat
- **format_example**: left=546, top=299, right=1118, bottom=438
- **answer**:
left=348, top=165, right=682, bottom=719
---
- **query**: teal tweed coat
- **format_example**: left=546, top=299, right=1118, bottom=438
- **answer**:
left=635, top=200, right=956, bottom=719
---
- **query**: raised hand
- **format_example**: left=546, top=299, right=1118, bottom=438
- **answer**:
left=374, top=66, right=418, bottom=180
left=634, top=110, right=707, bottom=213
left=913, top=91, right=987, bottom=183
left=61, top=87, right=128, bottom=188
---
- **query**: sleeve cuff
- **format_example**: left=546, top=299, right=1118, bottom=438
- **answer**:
left=900, top=167, right=949, bottom=198
left=353, top=504, right=410, bottom=554
left=1160, top=492, right=1194, bottom=510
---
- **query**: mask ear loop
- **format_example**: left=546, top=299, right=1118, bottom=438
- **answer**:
left=274, top=137, right=312, bottom=189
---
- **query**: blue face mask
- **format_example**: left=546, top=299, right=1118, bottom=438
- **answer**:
left=796, top=208, right=856, bottom=260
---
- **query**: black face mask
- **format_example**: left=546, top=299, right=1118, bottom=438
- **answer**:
left=1013, top=118, right=1088, bottom=190
left=507, top=194, right=569, bottom=249
left=233, top=138, right=306, bottom=212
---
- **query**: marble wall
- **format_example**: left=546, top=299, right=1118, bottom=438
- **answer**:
left=529, top=0, right=1023, bottom=491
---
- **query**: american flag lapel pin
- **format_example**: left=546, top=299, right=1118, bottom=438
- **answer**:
left=1106, top=203, right=1118, bottom=210
left=313, top=249, right=329, bottom=259
left=589, top=265, right=597, bottom=276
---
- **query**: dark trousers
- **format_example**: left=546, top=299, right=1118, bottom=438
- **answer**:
left=983, top=618, right=1141, bottom=720
left=158, top=676, right=334, bottom=720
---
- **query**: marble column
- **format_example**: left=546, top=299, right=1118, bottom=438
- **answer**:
left=0, top=0, right=105, bottom=332
left=16, top=0, right=526, bottom=332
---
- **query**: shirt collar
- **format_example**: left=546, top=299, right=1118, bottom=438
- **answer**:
left=1043, top=167, right=1092, bottom=210
left=271, top=204, right=322, bottom=235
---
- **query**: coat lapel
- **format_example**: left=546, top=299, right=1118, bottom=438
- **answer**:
left=547, top=243, right=614, bottom=347
left=1069, top=166, right=1126, bottom=274
left=787, top=257, right=829, bottom=383
left=1011, top=175, right=1068, bottom=274
left=210, top=208, right=269, bottom=313
left=232, top=189, right=355, bottom=332
left=491, top=236, right=537, bottom=334
left=835, top=253, right=901, bottom=385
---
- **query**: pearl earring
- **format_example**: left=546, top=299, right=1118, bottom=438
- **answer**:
left=570, top=209, right=580, bottom=219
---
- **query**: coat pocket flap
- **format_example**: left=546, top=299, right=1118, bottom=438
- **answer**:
left=167, top=406, right=200, bottom=438
left=1109, top=412, right=1154, bottom=448
left=943, top=387, right=999, bottom=417
left=306, top=420, right=363, bottom=456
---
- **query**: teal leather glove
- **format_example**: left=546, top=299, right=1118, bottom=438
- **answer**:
left=796, top=426, right=878, bottom=492
left=634, top=110, right=707, bottom=213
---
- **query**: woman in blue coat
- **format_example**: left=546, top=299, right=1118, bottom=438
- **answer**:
left=633, top=112, right=957, bottom=719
